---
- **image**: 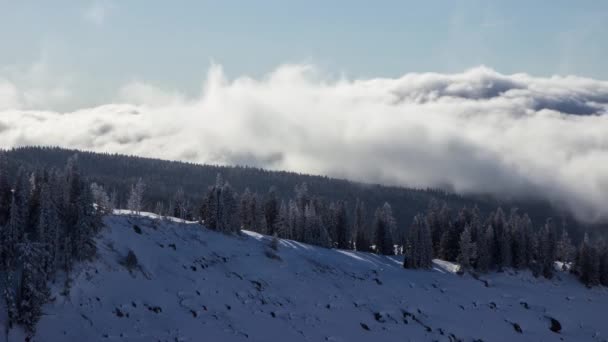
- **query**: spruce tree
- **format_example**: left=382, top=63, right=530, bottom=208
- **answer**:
left=333, top=201, right=349, bottom=249
left=457, top=224, right=476, bottom=272
left=263, top=187, right=279, bottom=235
left=17, top=240, right=49, bottom=332
left=0, top=152, right=11, bottom=226
left=539, top=219, right=557, bottom=279
left=475, top=225, right=494, bottom=273
left=353, top=200, right=371, bottom=252
left=556, top=228, right=575, bottom=266
left=374, top=203, right=395, bottom=255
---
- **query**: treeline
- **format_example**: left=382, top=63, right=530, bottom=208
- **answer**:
left=164, top=173, right=608, bottom=288
left=4, top=146, right=573, bottom=234
left=0, top=154, right=103, bottom=333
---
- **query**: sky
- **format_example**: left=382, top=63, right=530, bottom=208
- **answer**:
left=1, top=1, right=608, bottom=110
left=1, top=1, right=608, bottom=222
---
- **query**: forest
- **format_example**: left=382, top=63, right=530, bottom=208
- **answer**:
left=0, top=147, right=607, bottom=335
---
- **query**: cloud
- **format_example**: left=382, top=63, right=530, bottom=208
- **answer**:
left=1, top=65, right=608, bottom=222
left=0, top=60, right=73, bottom=110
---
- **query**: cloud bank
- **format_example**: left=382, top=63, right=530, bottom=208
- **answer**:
left=1, top=65, right=608, bottom=222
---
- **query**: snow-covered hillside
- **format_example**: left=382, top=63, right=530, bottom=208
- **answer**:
left=30, top=213, right=608, bottom=341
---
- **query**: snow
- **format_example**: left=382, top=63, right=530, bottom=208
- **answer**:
left=22, top=212, right=608, bottom=341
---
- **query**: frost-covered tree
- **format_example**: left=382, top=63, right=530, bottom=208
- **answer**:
left=538, top=218, right=557, bottom=279
left=555, top=228, right=575, bottom=265
left=457, top=224, right=477, bottom=272
left=275, top=200, right=290, bottom=239
left=374, top=203, right=395, bottom=255
left=37, top=182, right=60, bottom=276
left=220, top=182, right=239, bottom=233
left=332, top=200, right=349, bottom=249
left=0, top=152, right=11, bottom=226
left=17, top=240, right=49, bottom=332
left=127, top=178, right=145, bottom=214
left=264, top=187, right=279, bottom=235
left=171, top=188, right=187, bottom=219
left=475, top=225, right=494, bottom=273
left=303, top=204, right=330, bottom=247
left=353, top=199, right=371, bottom=252
left=90, top=182, right=113, bottom=215
left=576, top=233, right=600, bottom=287
left=404, top=214, right=433, bottom=269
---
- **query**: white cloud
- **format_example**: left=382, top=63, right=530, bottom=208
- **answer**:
left=1, top=65, right=608, bottom=222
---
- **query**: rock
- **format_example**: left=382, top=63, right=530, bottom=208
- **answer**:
left=548, top=317, right=562, bottom=333
left=132, top=224, right=142, bottom=234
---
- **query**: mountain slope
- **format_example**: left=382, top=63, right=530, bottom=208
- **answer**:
left=28, top=213, right=608, bottom=341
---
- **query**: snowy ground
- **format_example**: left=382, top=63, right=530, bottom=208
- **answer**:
left=19, top=212, right=608, bottom=341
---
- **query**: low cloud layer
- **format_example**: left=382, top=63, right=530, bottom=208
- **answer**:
left=1, top=65, right=608, bottom=222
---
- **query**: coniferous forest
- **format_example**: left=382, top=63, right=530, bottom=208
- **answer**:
left=1, top=147, right=608, bottom=334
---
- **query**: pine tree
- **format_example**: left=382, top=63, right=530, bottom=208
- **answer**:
left=263, top=187, right=279, bottom=235
left=353, top=200, right=371, bottom=252
left=419, top=217, right=433, bottom=268
left=0, top=152, right=11, bottom=226
left=538, top=218, right=557, bottom=279
left=220, top=182, right=239, bottom=233
left=576, top=233, right=600, bottom=287
left=599, top=246, right=608, bottom=287
left=556, top=228, right=575, bottom=266
left=37, top=182, right=60, bottom=277
left=275, top=200, right=290, bottom=239
left=127, top=178, right=145, bottom=214
left=457, top=224, right=476, bottom=272
left=333, top=201, right=349, bottom=249
left=374, top=203, right=395, bottom=255
left=90, top=182, right=113, bottom=215
left=475, top=225, right=494, bottom=273
left=404, top=216, right=420, bottom=269
left=17, top=240, right=49, bottom=332
left=238, top=188, right=253, bottom=230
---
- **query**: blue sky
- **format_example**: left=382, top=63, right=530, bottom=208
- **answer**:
left=1, top=1, right=607, bottom=107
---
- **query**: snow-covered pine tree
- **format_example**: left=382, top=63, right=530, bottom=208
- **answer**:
left=220, top=182, right=239, bottom=233
left=333, top=200, right=349, bottom=250
left=576, top=233, right=600, bottom=287
left=294, top=183, right=310, bottom=211
left=419, top=217, right=433, bottom=268
left=404, top=215, right=421, bottom=268
left=16, top=239, right=49, bottom=333
left=37, top=181, right=60, bottom=277
left=0, top=152, right=11, bottom=226
left=172, top=188, right=187, bottom=219
left=374, top=203, right=395, bottom=255
left=498, top=229, right=513, bottom=270
left=275, top=200, right=290, bottom=239
left=238, top=188, right=253, bottom=230
left=555, top=228, right=575, bottom=266
left=264, top=187, right=279, bottom=236
left=127, top=178, right=145, bottom=214
left=457, top=224, right=476, bottom=272
left=303, top=204, right=317, bottom=245
left=90, top=182, right=113, bottom=215
left=73, top=183, right=98, bottom=260
left=538, top=218, right=557, bottom=279
left=475, top=225, right=494, bottom=273
left=600, top=246, right=608, bottom=287
left=2, top=172, right=29, bottom=272
left=353, top=200, right=371, bottom=252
